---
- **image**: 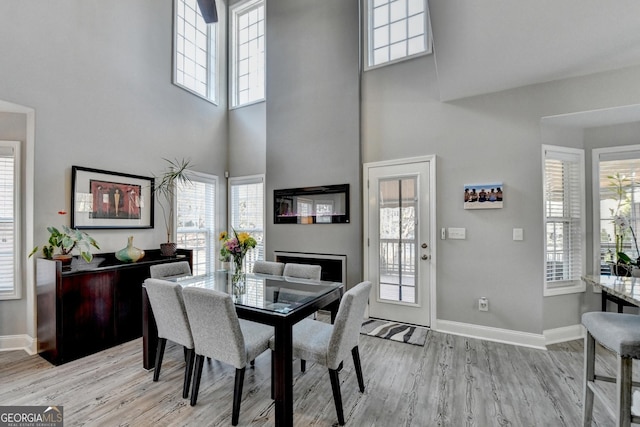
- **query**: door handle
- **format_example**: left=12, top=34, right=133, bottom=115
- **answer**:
left=421, top=254, right=430, bottom=260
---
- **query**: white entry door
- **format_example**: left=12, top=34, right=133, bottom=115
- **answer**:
left=364, top=158, right=433, bottom=327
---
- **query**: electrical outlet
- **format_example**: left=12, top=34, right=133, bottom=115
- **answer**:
left=478, top=297, right=489, bottom=311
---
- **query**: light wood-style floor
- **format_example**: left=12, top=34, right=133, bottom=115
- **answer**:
left=0, top=327, right=625, bottom=426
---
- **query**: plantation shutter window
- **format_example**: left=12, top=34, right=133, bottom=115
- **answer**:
left=0, top=141, right=20, bottom=299
left=229, top=175, right=264, bottom=274
left=176, top=172, right=217, bottom=276
left=543, top=145, right=585, bottom=295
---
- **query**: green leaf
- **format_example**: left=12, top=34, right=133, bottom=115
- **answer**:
left=28, top=246, right=39, bottom=258
left=618, top=252, right=635, bottom=265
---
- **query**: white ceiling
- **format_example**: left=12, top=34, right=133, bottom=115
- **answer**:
left=429, top=0, right=640, bottom=102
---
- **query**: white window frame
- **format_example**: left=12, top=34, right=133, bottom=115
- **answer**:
left=176, top=170, right=218, bottom=276
left=592, top=145, right=640, bottom=279
left=173, top=0, right=219, bottom=104
left=542, top=145, right=586, bottom=296
left=0, top=141, right=21, bottom=300
left=228, top=174, right=265, bottom=271
left=363, top=0, right=432, bottom=71
left=229, top=0, right=266, bottom=109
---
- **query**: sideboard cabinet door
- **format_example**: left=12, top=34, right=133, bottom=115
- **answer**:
left=60, top=271, right=115, bottom=363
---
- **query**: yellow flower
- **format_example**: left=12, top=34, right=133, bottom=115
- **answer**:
left=218, top=231, right=228, bottom=241
left=238, top=232, right=250, bottom=244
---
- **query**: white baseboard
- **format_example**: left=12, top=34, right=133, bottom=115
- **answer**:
left=435, top=319, right=547, bottom=350
left=0, top=334, right=37, bottom=355
left=543, top=324, right=584, bottom=346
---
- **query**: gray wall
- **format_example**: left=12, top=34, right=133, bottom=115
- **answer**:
left=0, top=0, right=228, bottom=337
left=229, top=102, right=266, bottom=176
left=0, top=114, right=27, bottom=141
left=362, top=52, right=640, bottom=333
left=264, top=0, right=362, bottom=288
left=5, top=0, right=640, bottom=344
left=0, top=112, right=29, bottom=335
left=240, top=0, right=640, bottom=334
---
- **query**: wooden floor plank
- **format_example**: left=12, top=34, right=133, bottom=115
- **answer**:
left=0, top=327, right=620, bottom=426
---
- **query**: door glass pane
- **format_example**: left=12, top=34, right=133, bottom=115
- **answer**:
left=378, top=176, right=416, bottom=303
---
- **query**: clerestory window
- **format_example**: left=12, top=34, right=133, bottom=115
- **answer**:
left=173, top=0, right=218, bottom=103
left=364, top=0, right=432, bottom=70
left=230, top=0, right=265, bottom=108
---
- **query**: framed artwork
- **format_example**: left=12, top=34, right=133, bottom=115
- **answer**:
left=71, top=166, right=154, bottom=229
left=464, top=183, right=503, bottom=209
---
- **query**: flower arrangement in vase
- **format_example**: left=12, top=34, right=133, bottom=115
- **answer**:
left=219, top=229, right=257, bottom=291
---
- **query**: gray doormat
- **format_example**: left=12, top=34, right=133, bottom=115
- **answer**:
left=360, top=318, right=428, bottom=346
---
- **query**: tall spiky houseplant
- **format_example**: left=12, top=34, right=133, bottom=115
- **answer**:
left=154, top=158, right=192, bottom=256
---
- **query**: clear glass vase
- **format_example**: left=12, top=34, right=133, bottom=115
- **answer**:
left=231, top=256, right=246, bottom=299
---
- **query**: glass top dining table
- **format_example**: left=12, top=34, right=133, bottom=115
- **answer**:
left=141, top=271, right=344, bottom=427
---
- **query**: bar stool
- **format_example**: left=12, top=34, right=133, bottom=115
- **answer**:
left=582, top=311, right=640, bottom=426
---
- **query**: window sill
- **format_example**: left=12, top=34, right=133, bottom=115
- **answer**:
left=544, top=281, right=586, bottom=297
left=229, top=99, right=265, bottom=111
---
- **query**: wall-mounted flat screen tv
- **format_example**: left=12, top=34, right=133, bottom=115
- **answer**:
left=274, top=184, right=349, bottom=224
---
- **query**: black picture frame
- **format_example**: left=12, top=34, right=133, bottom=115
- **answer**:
left=71, top=166, right=154, bottom=229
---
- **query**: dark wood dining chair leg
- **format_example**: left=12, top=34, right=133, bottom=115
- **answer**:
left=183, top=348, right=196, bottom=398
left=301, top=359, right=306, bottom=372
left=153, top=338, right=167, bottom=381
left=232, top=367, right=246, bottom=426
left=352, top=346, right=365, bottom=392
left=270, top=350, right=275, bottom=400
left=190, top=355, right=205, bottom=406
left=329, top=368, right=345, bottom=425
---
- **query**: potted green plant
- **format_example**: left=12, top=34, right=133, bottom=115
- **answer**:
left=154, top=158, right=192, bottom=256
left=29, top=225, right=100, bottom=263
left=608, top=173, right=638, bottom=276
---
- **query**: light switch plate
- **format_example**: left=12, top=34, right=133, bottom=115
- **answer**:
left=448, top=227, right=466, bottom=239
left=513, top=228, right=524, bottom=241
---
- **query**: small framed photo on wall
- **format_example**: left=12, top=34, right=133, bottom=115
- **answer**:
left=464, top=183, right=503, bottom=209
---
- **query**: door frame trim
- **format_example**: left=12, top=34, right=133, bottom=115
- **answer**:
left=362, top=155, right=437, bottom=328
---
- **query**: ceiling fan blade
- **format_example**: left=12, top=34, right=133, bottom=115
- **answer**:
left=197, top=0, right=218, bottom=24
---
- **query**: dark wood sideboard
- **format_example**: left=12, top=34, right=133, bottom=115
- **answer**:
left=36, top=249, right=193, bottom=365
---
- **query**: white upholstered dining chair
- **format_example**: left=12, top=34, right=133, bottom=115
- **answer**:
left=253, top=260, right=285, bottom=276
left=182, top=287, right=274, bottom=426
left=143, top=278, right=195, bottom=399
left=149, top=261, right=192, bottom=279
left=283, top=263, right=321, bottom=281
left=270, top=280, right=372, bottom=425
